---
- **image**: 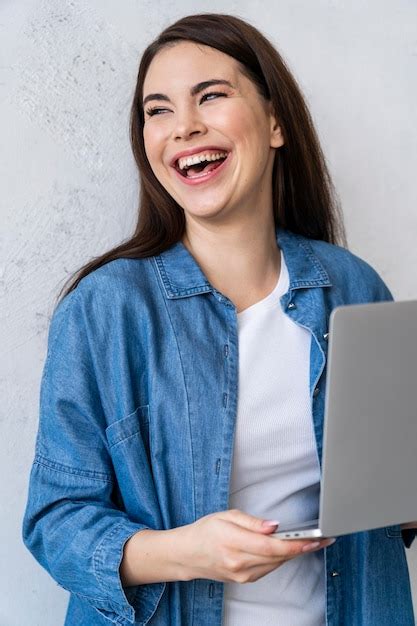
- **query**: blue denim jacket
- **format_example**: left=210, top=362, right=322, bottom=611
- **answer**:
left=22, top=227, right=416, bottom=626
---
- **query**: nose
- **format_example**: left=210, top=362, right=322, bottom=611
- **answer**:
left=172, top=105, right=207, bottom=141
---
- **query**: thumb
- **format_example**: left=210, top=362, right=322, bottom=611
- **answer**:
left=226, top=509, right=280, bottom=533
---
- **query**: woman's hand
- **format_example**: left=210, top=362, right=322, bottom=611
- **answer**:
left=176, top=509, right=335, bottom=584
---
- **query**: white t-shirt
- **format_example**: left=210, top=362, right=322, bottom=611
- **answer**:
left=221, top=249, right=325, bottom=626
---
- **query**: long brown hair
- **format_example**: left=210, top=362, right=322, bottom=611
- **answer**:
left=55, top=12, right=347, bottom=307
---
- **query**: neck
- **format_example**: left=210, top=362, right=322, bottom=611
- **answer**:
left=181, top=217, right=281, bottom=311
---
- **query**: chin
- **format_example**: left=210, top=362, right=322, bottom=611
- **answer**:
left=184, top=195, right=235, bottom=216
left=183, top=204, right=230, bottom=221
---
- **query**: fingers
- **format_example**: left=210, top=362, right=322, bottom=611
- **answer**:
left=231, top=524, right=334, bottom=560
left=223, top=509, right=280, bottom=534
left=235, top=540, right=335, bottom=584
left=301, top=538, right=336, bottom=552
left=222, top=536, right=336, bottom=582
left=266, top=536, right=335, bottom=558
left=219, top=510, right=335, bottom=560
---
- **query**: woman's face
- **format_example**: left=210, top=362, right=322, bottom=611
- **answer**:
left=142, top=41, right=284, bottom=224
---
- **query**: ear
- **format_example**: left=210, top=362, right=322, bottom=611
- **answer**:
left=268, top=101, right=285, bottom=148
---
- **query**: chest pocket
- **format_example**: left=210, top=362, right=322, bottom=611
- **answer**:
left=105, top=404, right=152, bottom=477
left=105, top=404, right=160, bottom=520
left=106, top=404, right=150, bottom=447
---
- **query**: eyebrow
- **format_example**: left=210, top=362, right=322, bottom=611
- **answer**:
left=142, top=79, right=235, bottom=107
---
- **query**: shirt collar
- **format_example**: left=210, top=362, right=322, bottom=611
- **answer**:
left=154, top=226, right=332, bottom=299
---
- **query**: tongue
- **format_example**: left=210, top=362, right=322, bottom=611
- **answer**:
left=186, top=159, right=224, bottom=178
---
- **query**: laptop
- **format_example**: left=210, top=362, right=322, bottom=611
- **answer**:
left=272, top=299, right=417, bottom=539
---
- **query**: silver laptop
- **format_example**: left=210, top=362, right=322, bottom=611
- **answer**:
left=273, top=299, right=417, bottom=539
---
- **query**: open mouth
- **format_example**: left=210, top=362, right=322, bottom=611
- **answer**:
left=175, top=153, right=229, bottom=179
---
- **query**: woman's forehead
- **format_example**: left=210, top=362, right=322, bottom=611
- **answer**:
left=143, top=41, right=240, bottom=88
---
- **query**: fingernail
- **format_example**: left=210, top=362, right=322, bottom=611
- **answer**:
left=262, top=520, right=279, bottom=527
left=302, top=541, right=321, bottom=552
left=324, top=538, right=336, bottom=546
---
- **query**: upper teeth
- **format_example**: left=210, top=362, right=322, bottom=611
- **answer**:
left=177, top=151, right=228, bottom=170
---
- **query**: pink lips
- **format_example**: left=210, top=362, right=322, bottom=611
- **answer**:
left=173, top=152, right=231, bottom=186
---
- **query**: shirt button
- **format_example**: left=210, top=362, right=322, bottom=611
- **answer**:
left=331, top=571, right=340, bottom=577
left=313, top=387, right=320, bottom=397
left=323, top=333, right=329, bottom=340
left=287, top=302, right=296, bottom=310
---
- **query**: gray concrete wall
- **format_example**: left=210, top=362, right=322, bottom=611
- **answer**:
left=1, top=1, right=416, bottom=624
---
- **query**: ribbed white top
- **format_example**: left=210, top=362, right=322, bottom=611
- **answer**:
left=221, top=249, right=325, bottom=626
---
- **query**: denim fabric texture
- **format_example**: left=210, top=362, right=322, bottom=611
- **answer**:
left=22, top=226, right=416, bottom=625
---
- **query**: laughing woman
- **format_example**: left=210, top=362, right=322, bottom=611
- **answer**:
left=22, top=12, right=416, bottom=626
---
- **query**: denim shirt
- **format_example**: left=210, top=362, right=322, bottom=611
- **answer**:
left=22, top=226, right=416, bottom=626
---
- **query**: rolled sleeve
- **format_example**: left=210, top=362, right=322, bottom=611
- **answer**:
left=22, top=455, right=166, bottom=625
left=21, top=287, right=166, bottom=625
left=94, top=520, right=166, bottom=624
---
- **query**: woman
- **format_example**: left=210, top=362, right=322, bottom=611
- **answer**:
left=22, top=12, right=416, bottom=626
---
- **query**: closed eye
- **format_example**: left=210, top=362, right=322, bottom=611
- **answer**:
left=200, top=91, right=227, bottom=103
left=145, top=91, right=228, bottom=117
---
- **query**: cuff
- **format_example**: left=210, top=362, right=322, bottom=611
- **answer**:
left=93, top=521, right=166, bottom=625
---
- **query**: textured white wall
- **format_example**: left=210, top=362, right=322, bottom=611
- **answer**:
left=2, top=1, right=416, bottom=624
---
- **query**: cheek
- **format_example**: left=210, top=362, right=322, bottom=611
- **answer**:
left=208, top=105, right=243, bottom=136
left=143, top=125, right=165, bottom=166
left=233, top=110, right=271, bottom=160
left=213, top=105, right=262, bottom=145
